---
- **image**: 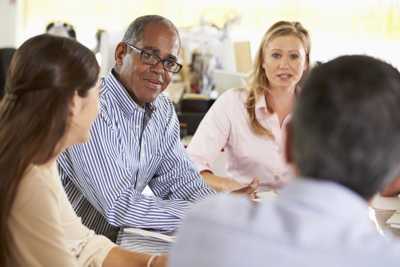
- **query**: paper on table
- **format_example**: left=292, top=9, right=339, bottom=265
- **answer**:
left=370, top=195, right=400, bottom=210
left=386, top=212, right=400, bottom=227
left=124, top=228, right=175, bottom=243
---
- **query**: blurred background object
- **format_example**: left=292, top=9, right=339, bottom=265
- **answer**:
left=0, top=48, right=17, bottom=98
left=45, top=21, right=77, bottom=39
left=2, top=0, right=400, bottom=138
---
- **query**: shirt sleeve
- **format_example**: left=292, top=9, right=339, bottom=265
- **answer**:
left=57, top=169, right=116, bottom=267
left=186, top=90, right=233, bottom=172
left=10, top=175, right=80, bottom=267
left=58, top=102, right=214, bottom=232
left=74, top=232, right=115, bottom=267
left=10, top=167, right=116, bottom=267
left=148, top=102, right=215, bottom=203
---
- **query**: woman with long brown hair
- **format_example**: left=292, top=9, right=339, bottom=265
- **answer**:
left=187, top=21, right=311, bottom=192
left=0, top=34, right=165, bottom=267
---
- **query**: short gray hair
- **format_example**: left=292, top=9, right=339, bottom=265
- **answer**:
left=122, top=15, right=180, bottom=46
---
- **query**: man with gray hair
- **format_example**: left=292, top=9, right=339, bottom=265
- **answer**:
left=57, top=15, right=216, bottom=246
left=170, top=55, right=400, bottom=267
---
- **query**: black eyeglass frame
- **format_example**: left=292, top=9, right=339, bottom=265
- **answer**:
left=125, top=43, right=182, bottom=73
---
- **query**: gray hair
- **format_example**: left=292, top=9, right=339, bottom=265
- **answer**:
left=292, top=55, right=400, bottom=200
left=122, top=15, right=180, bottom=46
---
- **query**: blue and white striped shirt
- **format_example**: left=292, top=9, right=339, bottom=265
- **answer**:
left=58, top=71, right=214, bottom=241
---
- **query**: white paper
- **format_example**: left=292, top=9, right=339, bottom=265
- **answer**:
left=370, top=195, right=400, bottom=210
left=124, top=228, right=175, bottom=243
left=387, top=212, right=400, bottom=226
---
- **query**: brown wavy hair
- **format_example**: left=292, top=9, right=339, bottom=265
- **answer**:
left=246, top=21, right=311, bottom=138
left=0, top=34, right=99, bottom=266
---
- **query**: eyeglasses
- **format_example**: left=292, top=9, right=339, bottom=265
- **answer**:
left=125, top=43, right=182, bottom=73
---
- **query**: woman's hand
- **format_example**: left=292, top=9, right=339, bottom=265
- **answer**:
left=231, top=177, right=260, bottom=199
left=200, top=171, right=260, bottom=198
left=200, top=171, right=243, bottom=192
left=381, top=176, right=400, bottom=197
left=221, top=177, right=246, bottom=192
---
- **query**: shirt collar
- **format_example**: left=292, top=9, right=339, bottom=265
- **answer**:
left=102, top=70, right=156, bottom=116
left=254, top=91, right=294, bottom=126
left=254, top=87, right=300, bottom=114
left=254, top=93, right=275, bottom=121
left=254, top=93, right=269, bottom=113
left=280, top=177, right=370, bottom=223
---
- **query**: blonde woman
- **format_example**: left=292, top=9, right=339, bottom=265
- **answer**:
left=0, top=35, right=165, bottom=267
left=187, top=21, right=311, bottom=192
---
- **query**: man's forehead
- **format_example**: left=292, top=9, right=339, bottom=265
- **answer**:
left=138, top=24, right=180, bottom=57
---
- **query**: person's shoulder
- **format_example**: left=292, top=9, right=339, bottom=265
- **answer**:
left=90, top=78, right=118, bottom=128
left=215, top=88, right=249, bottom=105
left=99, top=74, right=114, bottom=99
left=99, top=76, right=118, bottom=107
left=360, top=228, right=400, bottom=254
left=155, top=93, right=175, bottom=110
left=152, top=93, right=176, bottom=122
left=13, top=166, right=58, bottom=210
left=376, top=241, right=400, bottom=266
left=184, top=194, right=255, bottom=227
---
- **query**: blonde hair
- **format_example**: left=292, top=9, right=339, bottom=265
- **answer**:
left=246, top=21, right=311, bottom=138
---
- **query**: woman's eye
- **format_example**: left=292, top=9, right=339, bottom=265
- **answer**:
left=271, top=53, right=281, bottom=59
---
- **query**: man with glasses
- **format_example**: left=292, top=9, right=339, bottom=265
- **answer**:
left=57, top=15, right=215, bottom=247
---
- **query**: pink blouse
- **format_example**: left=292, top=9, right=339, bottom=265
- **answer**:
left=187, top=88, right=292, bottom=185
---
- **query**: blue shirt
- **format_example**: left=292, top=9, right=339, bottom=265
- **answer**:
left=171, top=178, right=400, bottom=267
left=58, top=71, right=214, bottom=241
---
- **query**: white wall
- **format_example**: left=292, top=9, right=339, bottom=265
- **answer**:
left=0, top=0, right=18, bottom=47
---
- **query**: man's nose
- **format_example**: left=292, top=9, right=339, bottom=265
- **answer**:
left=150, top=60, right=165, bottom=74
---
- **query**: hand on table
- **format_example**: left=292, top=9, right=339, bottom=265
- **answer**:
left=381, top=176, right=400, bottom=197
left=231, top=177, right=260, bottom=199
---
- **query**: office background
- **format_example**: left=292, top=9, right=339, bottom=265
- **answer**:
left=1, top=0, right=400, bottom=67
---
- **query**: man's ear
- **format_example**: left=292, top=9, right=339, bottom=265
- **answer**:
left=284, top=121, right=294, bottom=165
left=115, top=42, right=127, bottom=67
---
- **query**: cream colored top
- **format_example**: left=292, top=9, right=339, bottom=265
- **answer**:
left=8, top=162, right=115, bottom=267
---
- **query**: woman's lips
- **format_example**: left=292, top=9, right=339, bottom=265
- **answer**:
left=277, top=74, right=292, bottom=81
